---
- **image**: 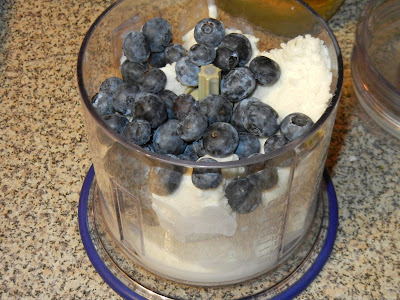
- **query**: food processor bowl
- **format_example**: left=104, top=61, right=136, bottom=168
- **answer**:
left=77, top=0, right=342, bottom=287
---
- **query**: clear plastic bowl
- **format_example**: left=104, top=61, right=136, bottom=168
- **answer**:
left=77, top=0, right=342, bottom=286
left=352, top=0, right=400, bottom=140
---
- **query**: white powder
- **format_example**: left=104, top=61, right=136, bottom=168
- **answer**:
left=252, top=34, right=332, bottom=122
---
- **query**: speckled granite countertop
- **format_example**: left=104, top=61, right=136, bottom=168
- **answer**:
left=1, top=0, right=399, bottom=299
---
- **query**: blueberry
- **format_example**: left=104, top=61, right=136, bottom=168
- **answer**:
left=225, top=177, right=261, bottom=214
left=199, top=94, right=232, bottom=125
left=173, top=94, right=199, bottom=120
left=280, top=113, right=314, bottom=141
left=213, top=46, right=239, bottom=72
left=153, top=119, right=187, bottom=155
left=246, top=153, right=278, bottom=191
left=177, top=110, right=208, bottom=142
left=122, top=118, right=151, bottom=146
left=142, top=17, right=172, bottom=52
left=99, top=77, right=124, bottom=95
left=148, top=160, right=184, bottom=196
left=123, top=31, right=150, bottom=63
left=220, top=67, right=256, bottom=103
left=112, top=83, right=139, bottom=115
left=264, top=135, right=294, bottom=167
left=230, top=97, right=260, bottom=132
left=137, top=68, right=167, bottom=94
left=192, top=139, right=207, bottom=157
left=130, top=92, right=167, bottom=128
left=148, top=51, right=167, bottom=68
left=219, top=33, right=252, bottom=67
left=203, top=122, right=239, bottom=157
left=263, top=134, right=289, bottom=153
left=120, top=60, right=148, bottom=86
left=189, top=43, right=216, bottom=66
left=102, top=113, right=129, bottom=134
left=92, top=92, right=114, bottom=117
left=249, top=56, right=280, bottom=86
left=243, top=101, right=280, bottom=137
left=234, top=133, right=261, bottom=159
left=165, top=43, right=187, bottom=64
left=175, top=56, right=200, bottom=86
left=194, top=18, right=225, bottom=47
left=192, top=158, right=222, bottom=189
left=180, top=143, right=200, bottom=161
left=158, top=89, right=177, bottom=119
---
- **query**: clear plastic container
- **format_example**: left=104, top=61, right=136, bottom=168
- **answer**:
left=352, top=0, right=400, bottom=140
left=77, top=0, right=342, bottom=286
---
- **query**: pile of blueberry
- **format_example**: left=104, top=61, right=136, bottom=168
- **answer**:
left=92, top=17, right=315, bottom=214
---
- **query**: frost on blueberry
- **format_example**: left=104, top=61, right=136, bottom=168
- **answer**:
left=280, top=113, right=314, bottom=141
left=122, top=31, right=150, bottom=63
left=122, top=118, right=152, bottom=146
left=189, top=44, right=216, bottom=66
left=165, top=43, right=187, bottom=64
left=180, top=143, right=200, bottom=161
left=173, top=94, right=199, bottom=120
left=219, top=33, right=252, bottom=67
left=175, top=56, right=200, bottom=86
left=177, top=110, right=208, bottom=143
left=221, top=67, right=256, bottom=103
left=192, top=139, right=207, bottom=157
left=213, top=47, right=239, bottom=72
left=203, top=122, right=239, bottom=158
left=199, top=94, right=233, bottom=125
left=158, top=89, right=177, bottom=119
left=192, top=158, right=222, bottom=190
left=194, top=18, right=225, bottom=47
left=92, top=92, right=114, bottom=117
left=153, top=119, right=187, bottom=155
left=142, top=17, right=173, bottom=52
left=137, top=68, right=167, bottom=94
left=264, top=135, right=289, bottom=154
left=112, top=83, right=139, bottom=115
left=102, top=113, right=129, bottom=134
left=230, top=97, right=259, bottom=132
left=234, top=133, right=261, bottom=159
left=130, top=93, right=167, bottom=128
left=243, top=100, right=280, bottom=137
left=100, top=77, right=124, bottom=95
left=148, top=51, right=167, bottom=68
left=120, top=60, right=148, bottom=86
left=249, top=56, right=281, bottom=86
left=225, top=177, right=262, bottom=214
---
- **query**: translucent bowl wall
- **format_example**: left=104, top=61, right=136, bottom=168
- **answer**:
left=77, top=0, right=342, bottom=286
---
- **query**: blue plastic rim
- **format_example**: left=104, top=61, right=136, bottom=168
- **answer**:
left=78, top=165, right=338, bottom=300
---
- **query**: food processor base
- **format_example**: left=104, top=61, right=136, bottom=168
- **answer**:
left=78, top=165, right=338, bottom=300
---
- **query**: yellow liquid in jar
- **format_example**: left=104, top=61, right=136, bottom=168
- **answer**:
left=303, top=0, right=344, bottom=20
